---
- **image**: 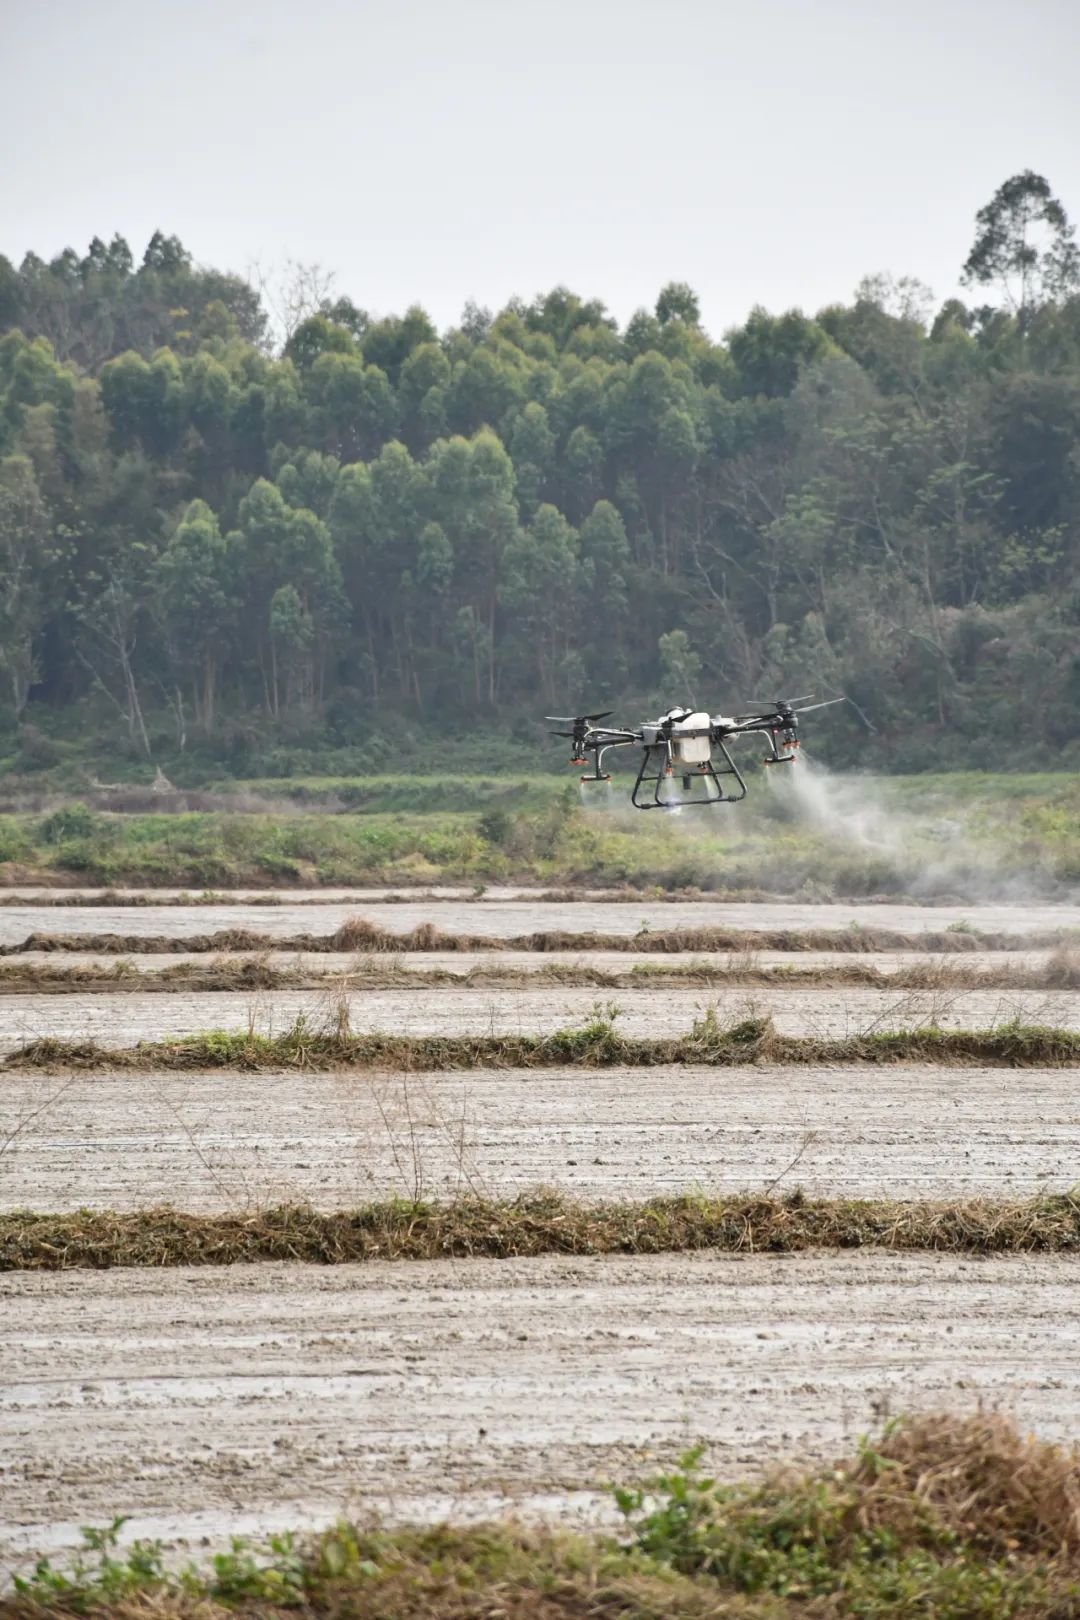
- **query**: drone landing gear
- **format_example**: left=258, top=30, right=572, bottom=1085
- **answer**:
left=631, top=742, right=747, bottom=810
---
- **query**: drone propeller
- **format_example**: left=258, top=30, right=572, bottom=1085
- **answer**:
left=546, top=710, right=614, bottom=741
left=740, top=692, right=815, bottom=715
left=794, top=697, right=846, bottom=714
left=544, top=711, right=613, bottom=724
left=738, top=693, right=847, bottom=719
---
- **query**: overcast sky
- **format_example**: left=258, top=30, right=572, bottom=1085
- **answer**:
left=4, top=0, right=1079, bottom=337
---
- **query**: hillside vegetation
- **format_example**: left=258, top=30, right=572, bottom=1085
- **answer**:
left=2, top=171, right=1080, bottom=775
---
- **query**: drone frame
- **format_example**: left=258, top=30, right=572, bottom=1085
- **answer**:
left=630, top=736, right=747, bottom=809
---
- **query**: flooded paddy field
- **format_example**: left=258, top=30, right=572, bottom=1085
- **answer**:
left=2, top=1062, right=1077, bottom=1210
left=4, top=886, right=1080, bottom=1568
left=4, top=1251, right=1080, bottom=1574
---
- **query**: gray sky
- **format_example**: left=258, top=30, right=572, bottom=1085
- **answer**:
left=4, top=0, right=1079, bottom=337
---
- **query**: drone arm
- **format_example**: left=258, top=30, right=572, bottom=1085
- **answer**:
left=578, top=726, right=640, bottom=751
left=588, top=724, right=640, bottom=741
left=714, top=712, right=799, bottom=764
left=574, top=731, right=640, bottom=782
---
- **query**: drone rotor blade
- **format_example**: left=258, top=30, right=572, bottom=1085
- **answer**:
left=549, top=729, right=577, bottom=738
left=544, top=710, right=613, bottom=724
left=794, top=697, right=846, bottom=714
left=745, top=693, right=816, bottom=707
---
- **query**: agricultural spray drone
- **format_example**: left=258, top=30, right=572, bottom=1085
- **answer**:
left=547, top=697, right=843, bottom=810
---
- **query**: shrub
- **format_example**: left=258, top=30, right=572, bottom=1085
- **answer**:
left=38, top=802, right=105, bottom=846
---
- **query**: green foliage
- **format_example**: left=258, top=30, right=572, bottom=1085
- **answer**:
left=4, top=196, right=1080, bottom=769
left=14, top=1516, right=310, bottom=1609
left=614, top=1442, right=1050, bottom=1613
left=963, top=169, right=1080, bottom=324
left=657, top=629, right=701, bottom=701
left=0, top=770, right=1077, bottom=897
left=13, top=1515, right=169, bottom=1605
left=37, top=802, right=103, bottom=845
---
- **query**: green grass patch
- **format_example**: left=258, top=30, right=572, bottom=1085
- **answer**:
left=0, top=768, right=1079, bottom=895
left=6, top=1412, right=1080, bottom=1617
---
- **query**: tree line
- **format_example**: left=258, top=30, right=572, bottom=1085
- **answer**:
left=2, top=173, right=1080, bottom=771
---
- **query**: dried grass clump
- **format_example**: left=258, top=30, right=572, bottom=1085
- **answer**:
left=332, top=917, right=460, bottom=952
left=852, top=1411, right=1080, bottom=1561
left=1041, top=947, right=1080, bottom=988
left=5, top=1190, right=1080, bottom=1270
left=0, top=927, right=280, bottom=956
left=2, top=951, right=1080, bottom=996
left=0, top=954, right=290, bottom=994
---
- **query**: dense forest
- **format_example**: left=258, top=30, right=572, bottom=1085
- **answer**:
left=2, top=170, right=1080, bottom=773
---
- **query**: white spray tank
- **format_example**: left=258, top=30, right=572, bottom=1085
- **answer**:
left=668, top=710, right=713, bottom=764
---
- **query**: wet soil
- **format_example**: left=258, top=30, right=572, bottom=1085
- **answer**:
left=0, top=982, right=1075, bottom=1052
left=5, top=889, right=1079, bottom=1573
left=3, top=1252, right=1079, bottom=1571
left=1, top=1063, right=1077, bottom=1210
left=2, top=896, right=1077, bottom=948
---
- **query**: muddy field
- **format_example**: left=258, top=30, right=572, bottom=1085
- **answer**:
left=1, top=1063, right=1075, bottom=1209
left=0, top=946, right=1063, bottom=976
left=0, top=981, right=1074, bottom=1050
left=3, top=894, right=1079, bottom=946
left=3, top=887, right=1080, bottom=1572
left=4, top=1252, right=1080, bottom=1572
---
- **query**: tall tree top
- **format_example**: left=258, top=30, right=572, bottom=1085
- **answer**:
left=962, top=170, right=1080, bottom=325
